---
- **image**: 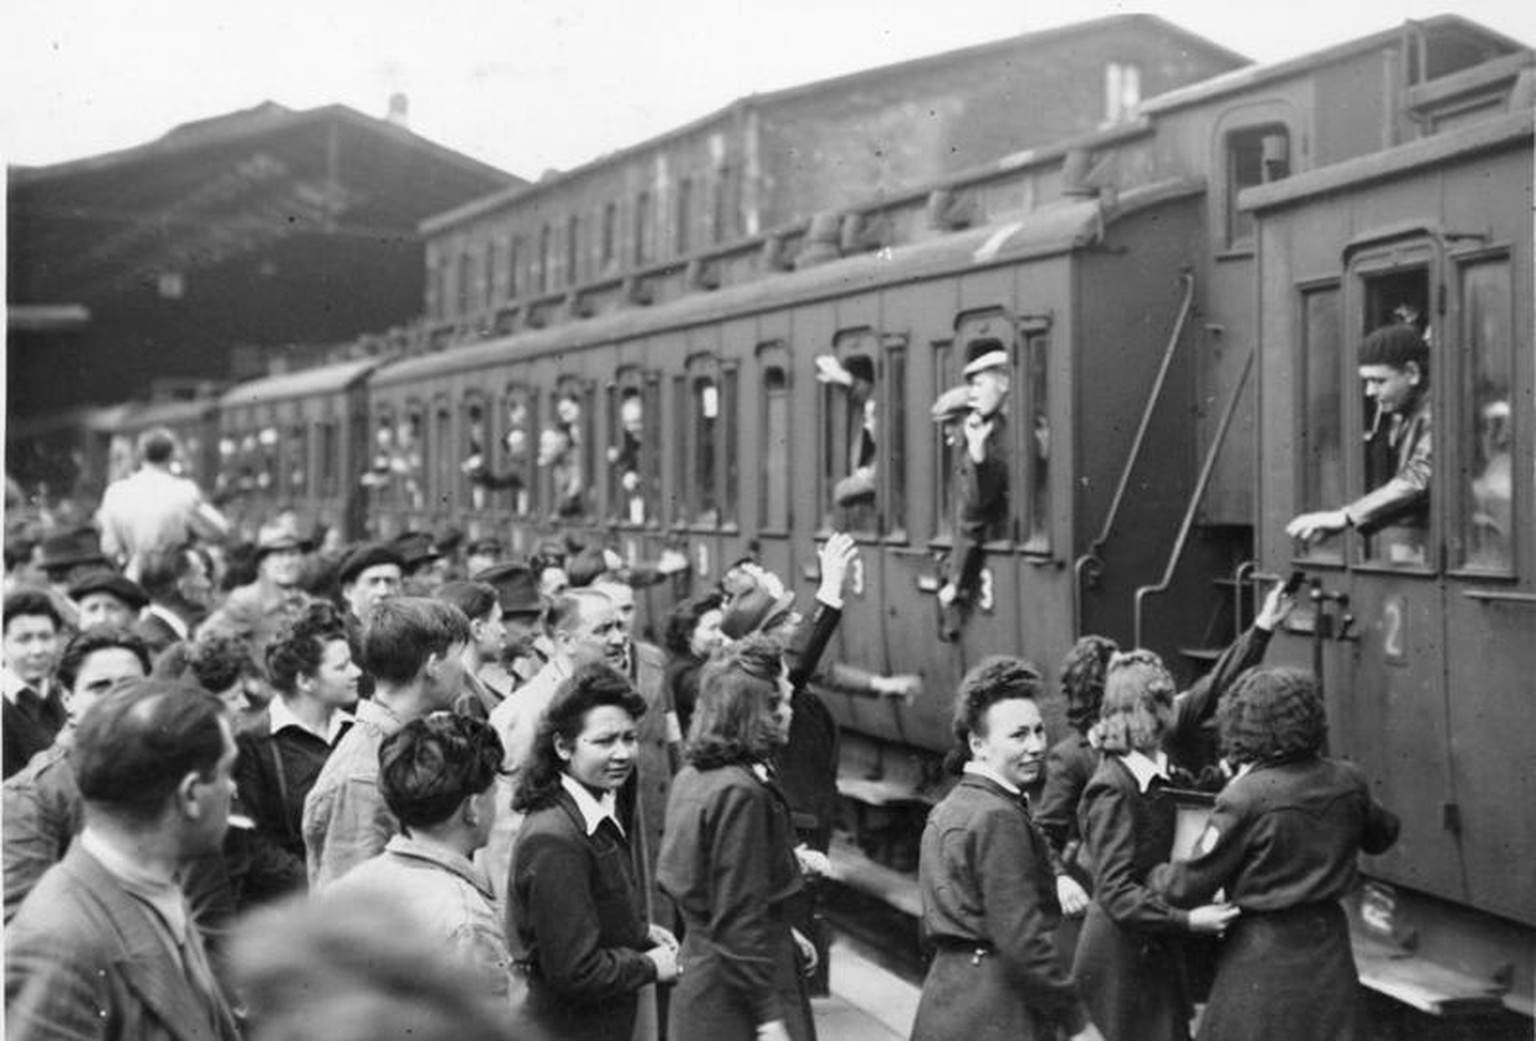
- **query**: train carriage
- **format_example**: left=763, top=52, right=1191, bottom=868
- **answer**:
left=1248, top=107, right=1534, bottom=1019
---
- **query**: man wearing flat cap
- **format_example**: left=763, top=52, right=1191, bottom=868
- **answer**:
left=67, top=570, right=150, bottom=632
left=203, top=519, right=313, bottom=659
left=391, top=531, right=448, bottom=597
left=1287, top=323, right=1432, bottom=550
left=938, top=338, right=1011, bottom=628
left=472, top=561, right=548, bottom=698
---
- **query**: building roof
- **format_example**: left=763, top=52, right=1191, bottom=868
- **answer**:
left=8, top=101, right=523, bottom=310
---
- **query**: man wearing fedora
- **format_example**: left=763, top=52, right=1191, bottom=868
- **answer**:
left=937, top=338, right=1012, bottom=631
left=203, top=520, right=313, bottom=660
left=68, top=570, right=150, bottom=632
left=95, top=427, right=228, bottom=578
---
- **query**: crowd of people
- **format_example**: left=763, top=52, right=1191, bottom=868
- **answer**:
left=4, top=418, right=1401, bottom=1041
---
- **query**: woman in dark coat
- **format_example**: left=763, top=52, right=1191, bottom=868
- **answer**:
left=910, top=655, right=1102, bottom=1041
left=1071, top=651, right=1238, bottom=1041
left=656, top=636, right=818, bottom=1041
left=661, top=592, right=723, bottom=738
left=508, top=661, right=679, bottom=1041
left=1150, top=667, right=1399, bottom=1041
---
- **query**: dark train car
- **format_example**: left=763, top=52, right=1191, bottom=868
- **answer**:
left=1248, top=108, right=1534, bottom=1019
left=217, top=358, right=380, bottom=541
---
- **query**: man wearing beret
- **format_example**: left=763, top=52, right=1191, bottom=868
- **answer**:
left=67, top=570, right=150, bottom=632
left=1287, top=324, right=1432, bottom=546
left=337, top=543, right=405, bottom=700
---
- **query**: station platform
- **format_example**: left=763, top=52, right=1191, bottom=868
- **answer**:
left=813, top=938, right=922, bottom=1041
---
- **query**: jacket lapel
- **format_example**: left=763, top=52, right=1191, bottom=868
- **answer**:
left=64, top=847, right=235, bottom=1041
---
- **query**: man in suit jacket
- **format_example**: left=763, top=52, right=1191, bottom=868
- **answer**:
left=5, top=678, right=242, bottom=1041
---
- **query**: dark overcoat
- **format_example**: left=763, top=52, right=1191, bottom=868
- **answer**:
left=657, top=762, right=813, bottom=1041
left=508, top=788, right=657, bottom=1041
left=1149, top=757, right=1400, bottom=1041
left=911, top=773, right=1089, bottom=1041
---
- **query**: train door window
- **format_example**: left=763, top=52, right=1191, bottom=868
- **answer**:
left=1356, top=266, right=1432, bottom=568
left=608, top=370, right=649, bottom=525
left=500, top=386, right=535, bottom=517
left=287, top=423, right=308, bottom=498
left=463, top=395, right=489, bottom=511
left=545, top=379, right=589, bottom=521
left=886, top=343, right=908, bottom=539
left=1225, top=124, right=1290, bottom=248
left=758, top=345, right=791, bottom=532
left=932, top=341, right=958, bottom=539
left=1298, top=282, right=1346, bottom=563
left=1455, top=253, right=1514, bottom=572
left=1021, top=317, right=1052, bottom=554
left=818, top=329, right=879, bottom=534
left=680, top=356, right=722, bottom=528
left=320, top=420, right=338, bottom=498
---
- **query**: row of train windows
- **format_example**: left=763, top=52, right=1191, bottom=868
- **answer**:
left=216, top=422, right=343, bottom=499
left=1297, top=250, right=1518, bottom=573
left=362, top=323, right=1053, bottom=550
left=438, top=169, right=748, bottom=320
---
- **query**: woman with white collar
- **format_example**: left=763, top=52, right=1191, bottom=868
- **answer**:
left=508, top=660, right=679, bottom=1040
left=1072, top=651, right=1239, bottom=1041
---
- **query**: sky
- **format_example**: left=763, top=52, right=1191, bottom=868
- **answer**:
left=4, top=1, right=1535, bottom=180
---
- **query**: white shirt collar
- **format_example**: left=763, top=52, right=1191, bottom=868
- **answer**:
left=144, top=602, right=190, bottom=640
left=269, top=695, right=352, bottom=744
left=1, top=667, right=47, bottom=705
left=560, top=772, right=623, bottom=837
left=1118, top=749, right=1171, bottom=793
left=963, top=759, right=1022, bottom=797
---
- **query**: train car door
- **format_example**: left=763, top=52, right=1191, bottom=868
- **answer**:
left=1438, top=244, right=1535, bottom=924
left=1320, top=234, right=1464, bottom=901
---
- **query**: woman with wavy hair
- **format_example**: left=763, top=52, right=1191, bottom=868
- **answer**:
left=1151, top=667, right=1399, bottom=1040
left=1071, top=651, right=1238, bottom=1041
left=655, top=635, right=817, bottom=1041
left=911, top=656, right=1101, bottom=1041
left=508, top=660, right=678, bottom=1041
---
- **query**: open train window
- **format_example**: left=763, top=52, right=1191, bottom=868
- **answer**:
left=758, top=344, right=791, bottom=533
left=607, top=368, right=658, bottom=526
left=462, top=394, right=489, bottom=511
left=1355, top=264, right=1432, bottom=568
left=501, top=386, right=535, bottom=517
left=287, top=423, right=308, bottom=498
left=938, top=310, right=1016, bottom=547
left=1455, top=253, right=1514, bottom=573
left=1225, top=124, right=1290, bottom=248
left=818, top=328, right=880, bottom=535
left=1297, top=281, right=1346, bottom=564
left=678, top=355, right=723, bottom=528
left=508, top=236, right=522, bottom=299
left=545, top=378, right=590, bottom=521
left=401, top=404, right=425, bottom=511
left=365, top=407, right=396, bottom=507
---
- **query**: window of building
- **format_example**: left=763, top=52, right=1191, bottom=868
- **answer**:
left=634, top=191, right=652, bottom=266
left=759, top=349, right=790, bottom=532
left=566, top=215, right=580, bottom=286
left=1225, top=124, right=1290, bottom=247
left=509, top=236, right=522, bottom=298
left=538, top=225, right=551, bottom=294
left=602, top=202, right=618, bottom=270
left=1456, top=254, right=1514, bottom=572
left=676, top=177, right=693, bottom=255
left=1104, top=62, right=1141, bottom=123
left=713, top=164, right=737, bottom=243
left=458, top=251, right=473, bottom=317
left=482, top=242, right=496, bottom=309
left=1298, top=282, right=1345, bottom=564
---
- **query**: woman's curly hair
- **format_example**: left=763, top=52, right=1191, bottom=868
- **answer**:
left=265, top=601, right=348, bottom=695
left=1059, top=635, right=1118, bottom=735
left=944, top=656, right=1044, bottom=775
left=513, top=660, right=646, bottom=813
left=1218, top=666, right=1326, bottom=765
left=379, top=713, right=504, bottom=830
left=1093, top=649, right=1176, bottom=756
left=685, top=635, right=783, bottom=770
left=663, top=592, right=724, bottom=660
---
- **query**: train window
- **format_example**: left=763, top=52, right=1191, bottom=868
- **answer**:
left=1021, top=321, right=1051, bottom=554
left=938, top=311, right=1015, bottom=548
left=607, top=372, right=649, bottom=525
left=1456, top=255, right=1514, bottom=572
left=431, top=399, right=452, bottom=509
left=363, top=409, right=395, bottom=505
left=679, top=356, right=723, bottom=528
left=1225, top=124, right=1289, bottom=247
left=320, top=420, right=338, bottom=498
left=287, top=423, right=308, bottom=498
left=723, top=364, right=739, bottom=526
left=543, top=380, right=589, bottom=521
left=634, top=191, right=652, bottom=266
left=1104, top=62, right=1141, bottom=123
left=401, top=405, right=425, bottom=510
left=463, top=396, right=488, bottom=511
left=886, top=345, right=908, bottom=539
left=759, top=350, right=791, bottom=532
left=1298, top=283, right=1346, bottom=563
left=932, top=341, right=958, bottom=539
left=818, top=330, right=879, bottom=534
left=1357, top=267, right=1431, bottom=568
left=500, top=387, right=535, bottom=517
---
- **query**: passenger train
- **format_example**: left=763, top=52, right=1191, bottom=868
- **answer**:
left=13, top=16, right=1533, bottom=1030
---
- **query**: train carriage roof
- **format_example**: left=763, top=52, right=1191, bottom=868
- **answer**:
left=219, top=357, right=383, bottom=408
left=119, top=397, right=220, bottom=431
left=375, top=177, right=1204, bottom=388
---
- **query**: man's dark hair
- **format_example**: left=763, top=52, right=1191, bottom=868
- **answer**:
left=74, top=679, right=227, bottom=822
left=946, top=656, right=1044, bottom=774
left=3, top=588, right=63, bottom=634
left=433, top=581, right=498, bottom=625
left=379, top=714, right=503, bottom=830
left=186, top=631, right=256, bottom=694
left=57, top=626, right=151, bottom=692
left=137, top=546, right=197, bottom=601
left=1358, top=324, right=1429, bottom=372
left=1059, top=635, right=1118, bottom=735
left=514, top=661, right=646, bottom=812
left=362, top=598, right=471, bottom=686
left=684, top=635, right=783, bottom=769
left=565, top=547, right=609, bottom=589
left=266, top=602, right=349, bottom=695
left=138, top=427, right=178, bottom=465
left=5, top=537, right=37, bottom=575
